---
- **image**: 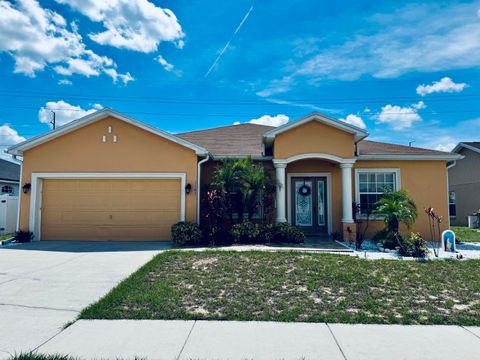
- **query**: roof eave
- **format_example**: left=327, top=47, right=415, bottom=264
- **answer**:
left=452, top=142, right=480, bottom=154
left=263, top=112, right=369, bottom=141
left=7, top=108, right=208, bottom=156
left=356, top=154, right=464, bottom=161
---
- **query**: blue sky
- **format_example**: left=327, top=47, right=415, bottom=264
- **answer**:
left=0, top=0, right=479, bottom=157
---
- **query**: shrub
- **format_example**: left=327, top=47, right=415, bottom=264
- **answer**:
left=231, top=221, right=262, bottom=244
left=15, top=230, right=33, bottom=243
left=372, top=229, right=397, bottom=250
left=171, top=222, right=203, bottom=246
left=398, top=232, right=429, bottom=258
left=374, top=189, right=418, bottom=234
left=269, top=223, right=305, bottom=244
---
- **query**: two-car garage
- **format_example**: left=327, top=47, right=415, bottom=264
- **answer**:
left=40, top=178, right=182, bottom=241
left=9, top=109, right=206, bottom=242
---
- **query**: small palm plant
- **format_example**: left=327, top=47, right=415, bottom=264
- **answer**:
left=237, top=158, right=274, bottom=220
left=374, top=189, right=418, bottom=235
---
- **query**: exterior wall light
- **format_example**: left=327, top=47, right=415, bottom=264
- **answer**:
left=185, top=183, right=192, bottom=194
left=22, top=183, right=31, bottom=194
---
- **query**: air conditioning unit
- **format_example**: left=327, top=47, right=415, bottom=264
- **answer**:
left=468, top=215, right=480, bottom=229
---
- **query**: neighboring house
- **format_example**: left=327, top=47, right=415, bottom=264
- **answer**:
left=449, top=142, right=480, bottom=226
left=7, top=108, right=461, bottom=241
left=0, top=158, right=20, bottom=196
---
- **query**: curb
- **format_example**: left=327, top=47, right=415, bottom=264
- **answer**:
left=0, top=237, right=15, bottom=246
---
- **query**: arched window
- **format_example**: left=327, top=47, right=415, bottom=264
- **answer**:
left=1, top=185, right=13, bottom=194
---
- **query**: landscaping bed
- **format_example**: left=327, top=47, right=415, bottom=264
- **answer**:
left=80, top=250, right=480, bottom=325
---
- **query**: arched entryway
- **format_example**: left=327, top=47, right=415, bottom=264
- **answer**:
left=273, top=153, right=356, bottom=239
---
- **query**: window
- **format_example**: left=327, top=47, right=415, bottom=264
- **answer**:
left=449, top=191, right=456, bottom=218
left=1, top=185, right=13, bottom=195
left=356, top=169, right=400, bottom=216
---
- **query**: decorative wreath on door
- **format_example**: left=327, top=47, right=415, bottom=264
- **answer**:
left=298, top=181, right=311, bottom=196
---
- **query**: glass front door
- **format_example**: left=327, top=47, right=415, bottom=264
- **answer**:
left=291, top=177, right=328, bottom=235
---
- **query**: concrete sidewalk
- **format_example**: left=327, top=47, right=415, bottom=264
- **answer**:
left=34, top=320, right=480, bottom=360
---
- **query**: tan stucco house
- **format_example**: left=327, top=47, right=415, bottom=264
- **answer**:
left=449, top=142, right=480, bottom=226
left=7, top=108, right=462, bottom=241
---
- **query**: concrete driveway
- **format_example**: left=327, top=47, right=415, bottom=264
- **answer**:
left=0, top=241, right=170, bottom=358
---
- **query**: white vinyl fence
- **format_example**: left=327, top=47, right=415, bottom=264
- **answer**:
left=0, top=194, right=18, bottom=235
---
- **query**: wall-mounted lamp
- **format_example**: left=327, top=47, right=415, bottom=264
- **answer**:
left=185, top=183, right=192, bottom=194
left=22, top=183, right=31, bottom=194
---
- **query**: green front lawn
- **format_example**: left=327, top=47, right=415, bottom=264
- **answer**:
left=0, top=234, right=13, bottom=240
left=80, top=251, right=480, bottom=325
left=452, top=226, right=480, bottom=243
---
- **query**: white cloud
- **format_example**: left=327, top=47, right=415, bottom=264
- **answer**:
left=377, top=101, right=425, bottom=130
left=340, top=114, right=366, bottom=129
left=155, top=55, right=174, bottom=72
left=55, top=0, right=184, bottom=53
left=38, top=101, right=102, bottom=127
left=416, top=77, right=468, bottom=96
left=258, top=3, right=480, bottom=96
left=0, top=124, right=26, bottom=146
left=0, top=124, right=26, bottom=160
left=58, top=79, right=72, bottom=85
left=435, top=142, right=457, bottom=152
left=248, top=114, right=289, bottom=127
left=0, top=0, right=131, bottom=82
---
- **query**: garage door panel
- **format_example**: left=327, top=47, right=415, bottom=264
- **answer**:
left=41, top=178, right=182, bottom=241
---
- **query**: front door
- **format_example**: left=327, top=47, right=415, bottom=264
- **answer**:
left=291, top=177, right=328, bottom=235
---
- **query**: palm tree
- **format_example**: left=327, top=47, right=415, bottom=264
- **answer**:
left=238, top=158, right=274, bottom=220
left=374, top=189, right=418, bottom=234
left=211, top=159, right=244, bottom=221
left=211, top=158, right=275, bottom=221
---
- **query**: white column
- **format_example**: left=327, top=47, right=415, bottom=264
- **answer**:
left=340, top=163, right=354, bottom=223
left=274, top=163, right=287, bottom=222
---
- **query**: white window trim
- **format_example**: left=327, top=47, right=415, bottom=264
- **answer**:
left=29, top=172, right=186, bottom=241
left=354, top=168, right=401, bottom=219
left=286, top=172, right=333, bottom=234
left=448, top=190, right=456, bottom=219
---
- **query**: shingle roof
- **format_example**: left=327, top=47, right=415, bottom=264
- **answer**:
left=0, top=159, right=20, bottom=182
left=177, top=123, right=456, bottom=158
left=357, top=140, right=454, bottom=156
left=462, top=142, right=480, bottom=150
left=177, top=123, right=274, bottom=157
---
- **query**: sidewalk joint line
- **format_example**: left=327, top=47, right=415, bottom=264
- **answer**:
left=460, top=326, right=480, bottom=341
left=326, top=323, right=348, bottom=360
left=0, top=302, right=79, bottom=313
left=32, top=322, right=74, bottom=353
left=176, top=320, right=196, bottom=360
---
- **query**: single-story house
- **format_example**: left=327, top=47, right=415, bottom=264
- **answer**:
left=7, top=108, right=462, bottom=241
left=449, top=142, right=480, bottom=226
left=0, top=158, right=20, bottom=196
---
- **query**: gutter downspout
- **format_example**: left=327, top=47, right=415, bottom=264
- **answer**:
left=446, top=160, right=457, bottom=229
left=12, top=155, right=22, bottom=232
left=196, top=154, right=210, bottom=224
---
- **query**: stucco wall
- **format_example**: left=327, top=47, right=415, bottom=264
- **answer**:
left=202, top=158, right=449, bottom=241
left=353, top=160, right=449, bottom=240
left=19, top=116, right=198, bottom=232
left=273, top=121, right=355, bottom=159
left=448, top=147, right=480, bottom=226
left=285, top=159, right=449, bottom=240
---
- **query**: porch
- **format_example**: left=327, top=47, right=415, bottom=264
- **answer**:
left=273, top=153, right=357, bottom=241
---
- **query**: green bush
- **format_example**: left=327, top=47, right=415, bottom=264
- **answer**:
left=399, top=232, right=429, bottom=258
left=171, top=222, right=203, bottom=246
left=269, top=222, right=305, bottom=244
left=231, top=221, right=262, bottom=244
left=372, top=229, right=397, bottom=249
